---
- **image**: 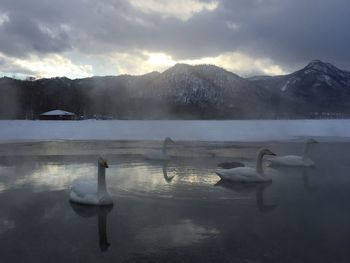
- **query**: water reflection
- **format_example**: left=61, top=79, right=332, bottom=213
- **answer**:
left=70, top=202, right=113, bottom=252
left=162, top=162, right=175, bottom=183
left=137, top=219, right=220, bottom=249
left=1, top=141, right=350, bottom=262
left=271, top=166, right=318, bottom=193
left=215, top=180, right=277, bottom=213
left=302, top=169, right=318, bottom=193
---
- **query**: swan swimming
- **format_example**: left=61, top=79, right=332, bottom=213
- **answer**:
left=70, top=157, right=113, bottom=206
left=269, top=138, right=318, bottom=167
left=216, top=148, right=276, bottom=183
left=146, top=137, right=175, bottom=160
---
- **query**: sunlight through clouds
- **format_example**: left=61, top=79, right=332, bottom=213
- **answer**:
left=14, top=54, right=93, bottom=79
left=104, top=50, right=285, bottom=77
left=0, top=12, right=9, bottom=26
left=143, top=51, right=286, bottom=76
left=128, top=0, right=218, bottom=21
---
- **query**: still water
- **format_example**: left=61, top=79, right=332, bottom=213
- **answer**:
left=0, top=140, right=350, bottom=262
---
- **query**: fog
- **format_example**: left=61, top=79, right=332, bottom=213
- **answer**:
left=0, top=119, right=349, bottom=143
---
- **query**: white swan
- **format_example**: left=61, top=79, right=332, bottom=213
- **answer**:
left=146, top=137, right=175, bottom=160
left=269, top=138, right=318, bottom=167
left=216, top=148, right=276, bottom=183
left=70, top=157, right=113, bottom=206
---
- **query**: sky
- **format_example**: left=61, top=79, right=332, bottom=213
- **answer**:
left=0, top=0, right=349, bottom=79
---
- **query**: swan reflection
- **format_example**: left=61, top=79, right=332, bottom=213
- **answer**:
left=302, top=169, right=318, bottom=193
left=215, top=180, right=277, bottom=213
left=162, top=162, right=175, bottom=183
left=272, top=166, right=318, bottom=193
left=70, top=202, right=113, bottom=252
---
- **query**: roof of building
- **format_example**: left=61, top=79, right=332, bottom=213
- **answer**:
left=40, top=110, right=75, bottom=116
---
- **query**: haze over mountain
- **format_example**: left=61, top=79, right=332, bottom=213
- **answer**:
left=0, top=60, right=349, bottom=119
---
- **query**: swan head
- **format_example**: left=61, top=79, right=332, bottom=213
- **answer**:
left=164, top=137, right=175, bottom=144
left=260, top=148, right=276, bottom=156
left=98, top=157, right=109, bottom=168
left=306, top=138, right=318, bottom=145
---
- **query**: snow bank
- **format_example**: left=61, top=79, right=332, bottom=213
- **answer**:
left=0, top=120, right=349, bottom=142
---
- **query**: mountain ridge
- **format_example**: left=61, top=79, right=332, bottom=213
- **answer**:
left=0, top=60, right=349, bottom=119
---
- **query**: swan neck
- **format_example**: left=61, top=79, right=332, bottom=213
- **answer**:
left=302, top=141, right=311, bottom=160
left=98, top=164, right=107, bottom=193
left=256, top=150, right=265, bottom=174
left=162, top=140, right=168, bottom=155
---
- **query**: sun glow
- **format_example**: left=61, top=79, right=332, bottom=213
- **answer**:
left=147, top=52, right=175, bottom=66
left=128, top=0, right=218, bottom=21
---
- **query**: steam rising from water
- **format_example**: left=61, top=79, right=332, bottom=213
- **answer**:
left=0, top=120, right=349, bottom=142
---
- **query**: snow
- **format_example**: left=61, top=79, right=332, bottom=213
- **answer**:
left=40, top=110, right=75, bottom=116
left=0, top=120, right=350, bottom=142
left=281, top=79, right=291, bottom=92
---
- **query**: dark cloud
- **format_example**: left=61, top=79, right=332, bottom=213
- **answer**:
left=0, top=0, right=349, bottom=72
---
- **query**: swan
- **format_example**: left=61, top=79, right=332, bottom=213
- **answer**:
left=146, top=137, right=175, bottom=161
left=70, top=157, right=113, bottom=206
left=216, top=148, right=276, bottom=183
left=268, top=138, right=318, bottom=167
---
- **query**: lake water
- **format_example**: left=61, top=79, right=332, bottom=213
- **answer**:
left=0, top=140, right=350, bottom=263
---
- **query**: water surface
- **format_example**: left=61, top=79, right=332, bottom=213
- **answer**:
left=0, top=140, right=350, bottom=262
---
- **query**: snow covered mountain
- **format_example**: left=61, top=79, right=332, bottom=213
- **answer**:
left=0, top=60, right=350, bottom=119
left=249, top=60, right=350, bottom=114
left=142, top=64, right=271, bottom=118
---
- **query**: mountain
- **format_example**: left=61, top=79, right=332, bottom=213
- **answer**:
left=0, top=60, right=349, bottom=119
left=249, top=60, right=350, bottom=115
left=144, top=64, right=272, bottom=118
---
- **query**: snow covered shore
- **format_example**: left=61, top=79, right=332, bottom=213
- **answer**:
left=0, top=120, right=349, bottom=142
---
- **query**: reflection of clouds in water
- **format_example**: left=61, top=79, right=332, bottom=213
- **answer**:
left=0, top=217, right=15, bottom=234
left=0, top=183, right=5, bottom=192
left=137, top=219, right=219, bottom=248
left=177, top=173, right=217, bottom=185
left=113, top=166, right=167, bottom=193
left=111, top=164, right=218, bottom=199
left=7, top=163, right=95, bottom=192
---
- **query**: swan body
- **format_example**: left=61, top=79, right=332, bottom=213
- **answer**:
left=269, top=155, right=314, bottom=167
left=216, top=148, right=276, bottom=183
left=269, top=138, right=318, bottom=167
left=70, top=158, right=113, bottom=206
left=146, top=137, right=175, bottom=160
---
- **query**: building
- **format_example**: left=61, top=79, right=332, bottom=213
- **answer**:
left=39, top=109, right=76, bottom=120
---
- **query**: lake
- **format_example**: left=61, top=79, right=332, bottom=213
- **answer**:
left=0, top=140, right=350, bottom=262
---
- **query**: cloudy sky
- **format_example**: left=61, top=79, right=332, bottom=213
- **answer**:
left=0, top=0, right=349, bottom=79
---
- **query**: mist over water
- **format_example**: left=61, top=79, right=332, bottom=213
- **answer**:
left=0, top=140, right=350, bottom=262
